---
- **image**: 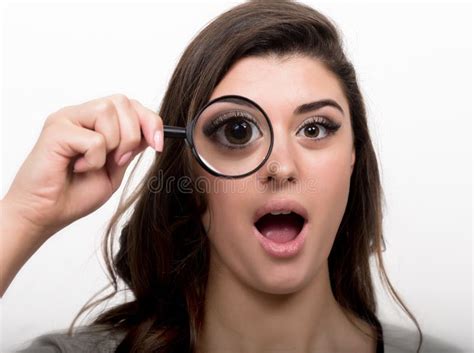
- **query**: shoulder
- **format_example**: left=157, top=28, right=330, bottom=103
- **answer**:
left=15, top=325, right=126, bottom=353
left=380, top=320, right=464, bottom=353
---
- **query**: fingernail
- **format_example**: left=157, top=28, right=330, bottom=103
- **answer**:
left=154, top=131, right=163, bottom=152
left=117, top=152, right=132, bottom=166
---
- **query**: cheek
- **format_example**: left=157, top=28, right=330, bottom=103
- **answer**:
left=303, top=144, right=353, bottom=241
left=317, top=152, right=352, bottom=201
left=201, top=180, right=251, bottom=248
left=201, top=181, right=260, bottom=280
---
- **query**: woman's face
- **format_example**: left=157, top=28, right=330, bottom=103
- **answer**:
left=197, top=54, right=355, bottom=295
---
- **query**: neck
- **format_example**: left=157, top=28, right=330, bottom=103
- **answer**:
left=197, top=257, right=376, bottom=353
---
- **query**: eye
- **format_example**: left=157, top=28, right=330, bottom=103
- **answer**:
left=203, top=110, right=263, bottom=150
left=296, top=116, right=341, bottom=140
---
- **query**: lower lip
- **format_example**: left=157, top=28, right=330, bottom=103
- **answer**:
left=253, top=221, right=308, bottom=258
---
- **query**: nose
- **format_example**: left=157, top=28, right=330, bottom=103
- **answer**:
left=257, top=130, right=298, bottom=187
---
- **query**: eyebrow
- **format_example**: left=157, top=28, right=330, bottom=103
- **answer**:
left=294, top=99, right=345, bottom=116
left=215, top=97, right=345, bottom=116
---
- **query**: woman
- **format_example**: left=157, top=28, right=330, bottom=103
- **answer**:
left=1, top=1, right=426, bottom=352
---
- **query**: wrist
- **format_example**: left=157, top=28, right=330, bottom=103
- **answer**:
left=0, top=198, right=50, bottom=246
left=0, top=198, right=50, bottom=297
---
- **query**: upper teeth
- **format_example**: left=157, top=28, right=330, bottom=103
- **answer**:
left=270, top=210, right=292, bottom=215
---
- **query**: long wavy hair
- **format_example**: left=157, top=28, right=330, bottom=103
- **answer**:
left=67, top=1, right=423, bottom=352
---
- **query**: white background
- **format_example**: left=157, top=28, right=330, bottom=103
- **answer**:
left=1, top=1, right=472, bottom=352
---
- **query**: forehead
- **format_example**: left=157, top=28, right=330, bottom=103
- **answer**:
left=210, top=55, right=349, bottom=118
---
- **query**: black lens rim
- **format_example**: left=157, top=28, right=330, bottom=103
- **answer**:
left=186, top=95, right=274, bottom=179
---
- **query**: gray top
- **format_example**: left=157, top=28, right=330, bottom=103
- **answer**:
left=13, top=321, right=462, bottom=353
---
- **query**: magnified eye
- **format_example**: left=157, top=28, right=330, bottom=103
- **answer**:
left=204, top=110, right=263, bottom=150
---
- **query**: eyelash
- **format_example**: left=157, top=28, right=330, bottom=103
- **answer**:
left=203, top=111, right=261, bottom=137
left=296, top=116, right=341, bottom=140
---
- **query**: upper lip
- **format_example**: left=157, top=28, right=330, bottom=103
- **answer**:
left=253, top=198, right=309, bottom=224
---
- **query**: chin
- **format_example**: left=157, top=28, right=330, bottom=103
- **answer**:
left=252, top=264, right=310, bottom=296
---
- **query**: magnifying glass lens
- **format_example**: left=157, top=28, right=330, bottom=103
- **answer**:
left=193, top=97, right=272, bottom=177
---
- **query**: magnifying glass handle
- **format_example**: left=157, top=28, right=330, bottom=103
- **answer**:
left=163, top=125, right=186, bottom=138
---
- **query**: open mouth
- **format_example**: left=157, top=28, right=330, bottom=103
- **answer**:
left=254, top=211, right=306, bottom=244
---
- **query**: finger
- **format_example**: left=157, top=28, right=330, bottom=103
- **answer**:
left=106, top=95, right=143, bottom=165
left=57, top=98, right=121, bottom=153
left=129, top=99, right=164, bottom=152
left=43, top=121, right=107, bottom=173
left=105, top=135, right=157, bottom=190
left=105, top=147, right=141, bottom=190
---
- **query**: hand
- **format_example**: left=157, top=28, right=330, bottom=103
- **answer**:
left=2, top=94, right=163, bottom=240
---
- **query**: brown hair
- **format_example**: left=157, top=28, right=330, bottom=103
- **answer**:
left=68, top=1, right=423, bottom=352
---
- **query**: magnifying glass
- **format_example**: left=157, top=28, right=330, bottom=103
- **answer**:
left=163, top=95, right=274, bottom=179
